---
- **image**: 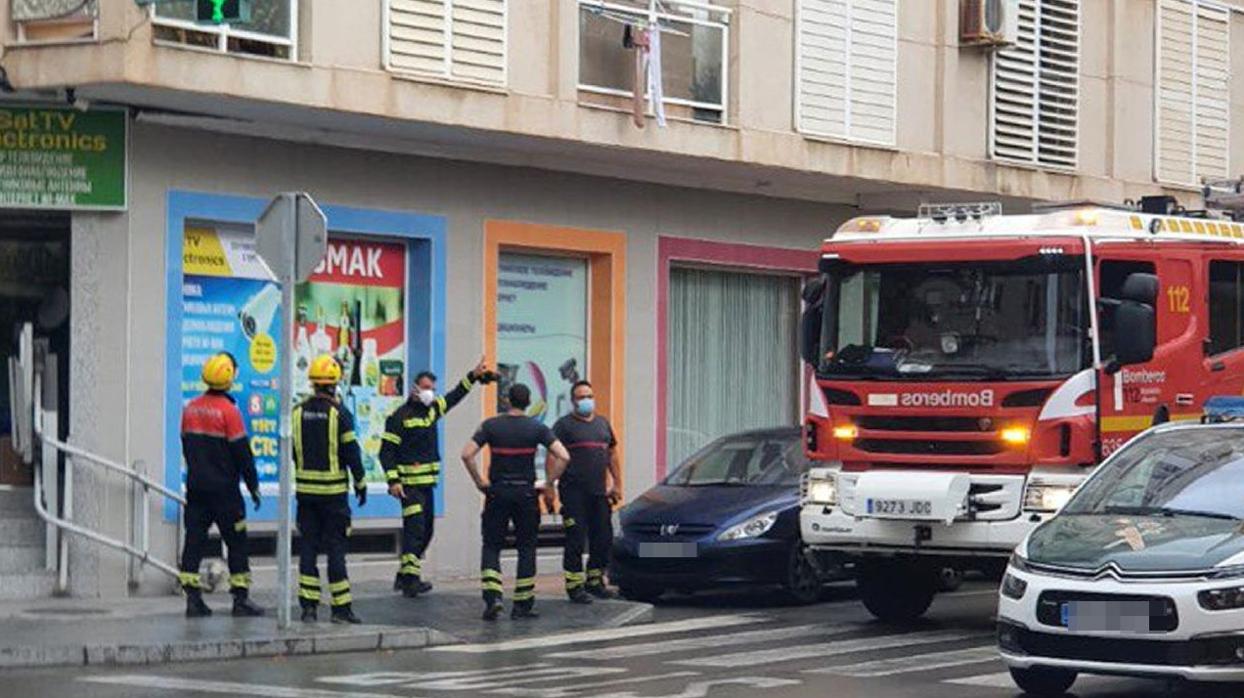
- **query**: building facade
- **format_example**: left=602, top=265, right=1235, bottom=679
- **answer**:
left=0, top=0, right=1239, bottom=597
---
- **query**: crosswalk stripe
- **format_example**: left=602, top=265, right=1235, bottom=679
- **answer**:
left=432, top=614, right=764, bottom=653
left=81, top=675, right=406, bottom=698
left=807, top=646, right=999, bottom=677
left=489, top=672, right=702, bottom=698
left=672, top=630, right=990, bottom=668
left=546, top=624, right=840, bottom=660
left=944, top=671, right=1015, bottom=688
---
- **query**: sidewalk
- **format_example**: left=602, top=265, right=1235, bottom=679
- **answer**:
left=0, top=573, right=652, bottom=670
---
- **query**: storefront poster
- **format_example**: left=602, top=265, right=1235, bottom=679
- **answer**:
left=496, top=253, right=588, bottom=479
left=0, top=106, right=126, bottom=210
left=181, top=225, right=282, bottom=493
left=294, top=239, right=407, bottom=483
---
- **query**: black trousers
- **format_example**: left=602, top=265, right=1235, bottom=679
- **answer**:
left=397, top=488, right=427, bottom=581
left=414, top=484, right=436, bottom=557
left=180, top=489, right=250, bottom=595
left=297, top=495, right=352, bottom=608
left=560, top=486, right=612, bottom=592
left=480, top=486, right=539, bottom=607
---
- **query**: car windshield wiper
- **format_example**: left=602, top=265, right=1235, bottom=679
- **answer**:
left=1102, top=505, right=1240, bottom=521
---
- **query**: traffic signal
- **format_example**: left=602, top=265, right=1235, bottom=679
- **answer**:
left=196, top=0, right=250, bottom=24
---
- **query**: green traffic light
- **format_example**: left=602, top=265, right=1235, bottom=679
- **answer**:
left=211, top=0, right=225, bottom=23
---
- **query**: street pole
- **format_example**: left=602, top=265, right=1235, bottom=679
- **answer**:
left=275, top=193, right=295, bottom=630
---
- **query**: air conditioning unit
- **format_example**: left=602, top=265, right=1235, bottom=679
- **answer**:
left=960, top=0, right=1019, bottom=48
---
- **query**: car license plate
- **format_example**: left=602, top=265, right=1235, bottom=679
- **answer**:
left=1061, top=601, right=1153, bottom=632
left=865, top=498, right=934, bottom=518
left=638, top=542, right=698, bottom=559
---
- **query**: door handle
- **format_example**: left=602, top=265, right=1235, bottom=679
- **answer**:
left=1212, top=361, right=1226, bottom=372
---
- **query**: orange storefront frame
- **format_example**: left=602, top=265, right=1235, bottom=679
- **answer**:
left=482, top=221, right=627, bottom=492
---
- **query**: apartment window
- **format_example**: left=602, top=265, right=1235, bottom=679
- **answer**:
left=11, top=0, right=97, bottom=43
left=794, top=0, right=897, bottom=146
left=578, top=0, right=730, bottom=124
left=1156, top=0, right=1230, bottom=186
left=1208, top=260, right=1244, bottom=356
left=152, top=0, right=296, bottom=60
left=990, top=0, right=1079, bottom=169
left=384, top=0, right=507, bottom=86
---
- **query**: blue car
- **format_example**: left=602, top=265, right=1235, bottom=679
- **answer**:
left=609, top=427, right=842, bottom=604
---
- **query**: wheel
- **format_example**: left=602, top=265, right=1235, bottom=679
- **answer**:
left=1008, top=667, right=1076, bottom=696
left=782, top=543, right=822, bottom=605
left=937, top=566, right=964, bottom=592
left=618, top=584, right=664, bottom=603
left=856, top=560, right=936, bottom=623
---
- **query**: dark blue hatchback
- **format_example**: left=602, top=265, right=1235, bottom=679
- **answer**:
left=609, top=427, right=842, bottom=604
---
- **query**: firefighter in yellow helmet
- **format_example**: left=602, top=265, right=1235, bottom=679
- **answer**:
left=179, top=352, right=264, bottom=618
left=293, top=354, right=368, bottom=623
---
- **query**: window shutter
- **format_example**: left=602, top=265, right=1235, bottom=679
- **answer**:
left=1195, top=2, right=1230, bottom=181
left=991, top=0, right=1079, bottom=169
left=1156, top=0, right=1230, bottom=185
left=387, top=0, right=506, bottom=86
left=796, top=0, right=896, bottom=146
left=1157, top=0, right=1196, bottom=184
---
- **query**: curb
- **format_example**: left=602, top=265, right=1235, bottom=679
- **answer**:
left=0, top=626, right=462, bottom=670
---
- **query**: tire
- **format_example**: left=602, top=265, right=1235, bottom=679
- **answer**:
left=782, top=543, right=822, bottom=605
left=618, top=584, right=665, bottom=603
left=1008, top=667, right=1077, bottom=696
left=856, top=560, right=936, bottom=623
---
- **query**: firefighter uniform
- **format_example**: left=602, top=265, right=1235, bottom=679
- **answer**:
left=179, top=353, right=264, bottom=618
left=472, top=414, right=556, bottom=616
left=552, top=413, right=618, bottom=599
left=379, top=373, right=477, bottom=593
left=293, top=380, right=367, bottom=623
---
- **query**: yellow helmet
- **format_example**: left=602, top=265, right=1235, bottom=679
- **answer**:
left=308, top=354, right=342, bottom=386
left=201, top=353, right=236, bottom=391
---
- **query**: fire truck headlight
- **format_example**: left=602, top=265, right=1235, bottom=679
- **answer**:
left=803, top=472, right=838, bottom=507
left=832, top=424, right=858, bottom=441
left=1023, top=483, right=1076, bottom=513
left=1000, top=427, right=1030, bottom=445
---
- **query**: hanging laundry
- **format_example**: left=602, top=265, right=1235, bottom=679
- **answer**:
left=627, top=25, right=649, bottom=129
left=646, top=21, right=667, bottom=128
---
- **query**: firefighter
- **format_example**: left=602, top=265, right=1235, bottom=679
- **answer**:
left=179, top=352, right=265, bottom=618
left=294, top=354, right=368, bottom=624
left=551, top=380, right=622, bottom=603
left=460, top=383, right=571, bottom=620
left=381, top=357, right=489, bottom=598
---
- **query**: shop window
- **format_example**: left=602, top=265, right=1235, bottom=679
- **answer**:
left=666, top=266, right=800, bottom=469
left=11, top=0, right=97, bottom=43
left=152, top=0, right=295, bottom=59
left=1208, top=260, right=1244, bottom=356
left=577, top=0, right=730, bottom=124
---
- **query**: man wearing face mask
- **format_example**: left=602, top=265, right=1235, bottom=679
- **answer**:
left=550, top=380, right=622, bottom=603
left=380, top=357, right=488, bottom=598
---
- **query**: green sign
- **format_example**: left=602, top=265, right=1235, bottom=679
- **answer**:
left=0, top=106, right=126, bottom=210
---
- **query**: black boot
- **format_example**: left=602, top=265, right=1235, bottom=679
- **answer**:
left=511, top=603, right=540, bottom=620
left=415, top=579, right=433, bottom=594
left=481, top=599, right=504, bottom=621
left=393, top=572, right=403, bottom=592
left=185, top=590, right=213, bottom=618
left=231, top=592, right=265, bottom=617
left=586, top=585, right=617, bottom=600
left=567, top=588, right=594, bottom=605
left=400, top=577, right=421, bottom=599
left=300, top=605, right=318, bottom=623
left=331, top=604, right=362, bottom=625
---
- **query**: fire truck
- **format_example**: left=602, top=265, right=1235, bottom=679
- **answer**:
left=799, top=186, right=1244, bottom=622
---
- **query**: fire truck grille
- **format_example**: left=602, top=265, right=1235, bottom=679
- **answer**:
left=855, top=416, right=990, bottom=432
left=855, top=439, right=1006, bottom=456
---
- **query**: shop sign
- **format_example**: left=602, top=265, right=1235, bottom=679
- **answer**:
left=0, top=105, right=126, bottom=210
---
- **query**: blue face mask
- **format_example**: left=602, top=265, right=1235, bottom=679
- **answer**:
left=575, top=398, right=595, bottom=416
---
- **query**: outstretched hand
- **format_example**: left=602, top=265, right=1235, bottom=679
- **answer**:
left=250, top=490, right=262, bottom=512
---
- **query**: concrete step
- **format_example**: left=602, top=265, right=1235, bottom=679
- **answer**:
left=0, top=570, right=55, bottom=600
left=0, top=518, right=47, bottom=544
left=0, top=545, right=47, bottom=573
left=0, top=488, right=37, bottom=519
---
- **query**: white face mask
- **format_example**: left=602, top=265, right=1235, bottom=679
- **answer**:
left=417, top=389, right=436, bottom=406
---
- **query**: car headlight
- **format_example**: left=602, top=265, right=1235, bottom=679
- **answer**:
left=1001, top=573, right=1028, bottom=600
left=1008, top=551, right=1032, bottom=573
left=1023, top=482, right=1076, bottom=513
left=717, top=511, right=779, bottom=542
left=1199, top=587, right=1244, bottom=611
left=803, top=472, right=838, bottom=506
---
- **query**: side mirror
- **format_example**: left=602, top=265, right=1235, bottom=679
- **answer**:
left=800, top=277, right=827, bottom=367
left=1109, top=299, right=1155, bottom=371
left=1119, top=272, right=1159, bottom=305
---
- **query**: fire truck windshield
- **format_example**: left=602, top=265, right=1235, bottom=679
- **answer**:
left=818, top=258, right=1088, bottom=381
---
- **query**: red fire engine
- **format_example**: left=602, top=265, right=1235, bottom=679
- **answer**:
left=799, top=192, right=1244, bottom=622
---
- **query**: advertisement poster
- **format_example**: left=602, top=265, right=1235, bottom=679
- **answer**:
left=295, top=239, right=407, bottom=482
left=181, top=225, right=282, bottom=496
left=0, top=106, right=126, bottom=210
left=496, top=253, right=588, bottom=480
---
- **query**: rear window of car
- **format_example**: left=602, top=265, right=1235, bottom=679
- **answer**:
left=665, top=433, right=805, bottom=487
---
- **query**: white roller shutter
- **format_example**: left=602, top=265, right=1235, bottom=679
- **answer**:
left=991, top=0, right=1080, bottom=169
left=796, top=0, right=896, bottom=146
left=1157, top=0, right=1230, bottom=185
left=386, top=0, right=507, bottom=86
